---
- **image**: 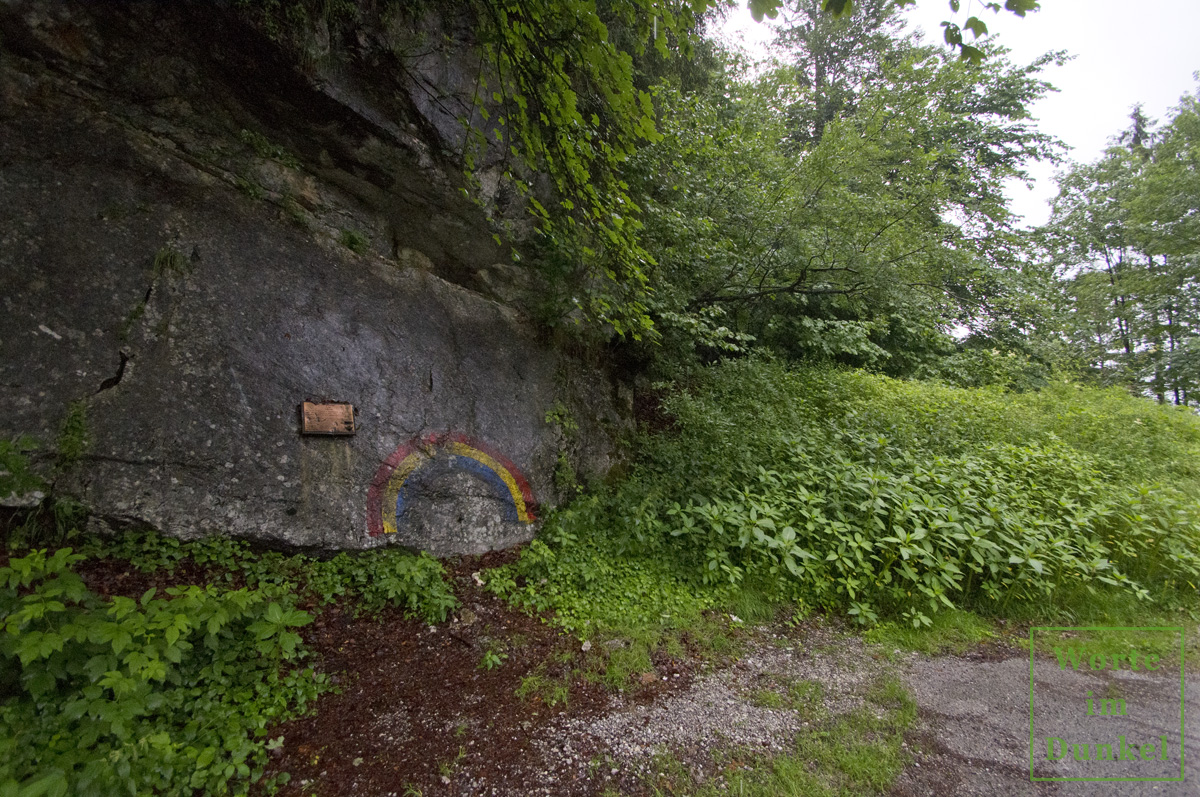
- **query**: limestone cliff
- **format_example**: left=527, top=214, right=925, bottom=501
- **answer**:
left=0, top=1, right=631, bottom=553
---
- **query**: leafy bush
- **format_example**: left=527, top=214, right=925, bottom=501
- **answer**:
left=0, top=548, right=324, bottom=796
left=494, top=358, right=1200, bottom=629
left=84, top=529, right=458, bottom=622
left=821, top=368, right=1200, bottom=486
left=1, top=440, right=455, bottom=795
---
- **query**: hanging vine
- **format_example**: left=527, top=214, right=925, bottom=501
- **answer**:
left=463, top=0, right=709, bottom=338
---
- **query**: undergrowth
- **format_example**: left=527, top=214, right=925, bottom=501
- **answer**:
left=0, top=527, right=457, bottom=796
left=0, top=548, right=321, bottom=796
left=864, top=608, right=996, bottom=656
left=80, top=529, right=458, bottom=621
left=490, top=358, right=1200, bottom=641
left=1, top=442, right=458, bottom=796
left=485, top=517, right=750, bottom=686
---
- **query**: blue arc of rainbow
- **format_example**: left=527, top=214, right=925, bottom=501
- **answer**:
left=367, top=433, right=536, bottom=537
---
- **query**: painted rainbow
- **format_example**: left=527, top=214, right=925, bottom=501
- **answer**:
left=366, top=433, right=536, bottom=537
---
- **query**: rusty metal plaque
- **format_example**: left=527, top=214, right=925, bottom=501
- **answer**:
left=299, top=402, right=355, bottom=436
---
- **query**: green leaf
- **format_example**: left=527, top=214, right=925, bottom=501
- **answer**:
left=110, top=629, right=132, bottom=655
left=941, top=22, right=963, bottom=47
left=959, top=44, right=985, bottom=65
left=196, top=747, right=216, bottom=768
left=12, top=772, right=66, bottom=797
left=1004, top=0, right=1039, bottom=17
left=748, top=0, right=782, bottom=21
left=963, top=16, right=988, bottom=38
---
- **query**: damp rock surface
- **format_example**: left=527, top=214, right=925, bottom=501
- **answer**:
left=0, top=1, right=630, bottom=552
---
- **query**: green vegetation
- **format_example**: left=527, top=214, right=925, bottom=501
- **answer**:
left=865, top=608, right=996, bottom=655
left=1041, top=94, right=1200, bottom=406
left=0, top=437, right=42, bottom=504
left=152, top=245, right=190, bottom=279
left=787, top=678, right=828, bottom=722
left=545, top=400, right=582, bottom=497
left=118, top=301, right=146, bottom=342
left=280, top=194, right=309, bottom=228
left=1027, top=625, right=1190, bottom=671
left=120, top=245, right=192, bottom=342
left=1, top=408, right=89, bottom=550
left=338, top=228, right=369, bottom=254
left=233, top=0, right=1037, bottom=339
left=748, top=686, right=788, bottom=709
left=226, top=1, right=1197, bottom=409
left=748, top=676, right=914, bottom=796
left=492, top=359, right=1200, bottom=640
left=55, top=402, right=89, bottom=470
left=488, top=359, right=1200, bottom=685
left=235, top=175, right=266, bottom=200
left=624, top=39, right=1063, bottom=378
left=515, top=667, right=570, bottom=707
left=238, top=128, right=301, bottom=169
left=0, top=507, right=456, bottom=795
left=0, top=548, right=321, bottom=796
left=5, top=1, right=1200, bottom=793
left=81, top=529, right=457, bottom=621
left=638, top=674, right=916, bottom=797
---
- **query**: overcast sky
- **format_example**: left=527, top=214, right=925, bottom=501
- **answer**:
left=712, top=0, right=1200, bottom=227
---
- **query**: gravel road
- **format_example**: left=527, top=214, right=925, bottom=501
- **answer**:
left=895, top=641, right=1197, bottom=796
left=526, top=621, right=1196, bottom=796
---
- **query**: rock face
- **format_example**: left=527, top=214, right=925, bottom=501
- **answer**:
left=0, top=1, right=631, bottom=553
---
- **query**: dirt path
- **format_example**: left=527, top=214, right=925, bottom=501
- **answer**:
left=256, top=562, right=1194, bottom=796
